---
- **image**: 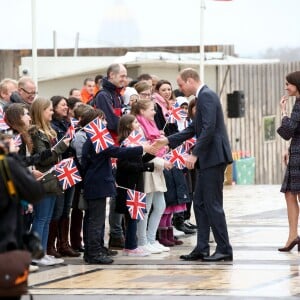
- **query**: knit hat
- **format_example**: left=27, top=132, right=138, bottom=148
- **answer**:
left=123, top=87, right=138, bottom=105
left=176, top=96, right=189, bottom=107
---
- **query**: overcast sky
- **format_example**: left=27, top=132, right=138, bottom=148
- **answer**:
left=1, top=0, right=299, bottom=57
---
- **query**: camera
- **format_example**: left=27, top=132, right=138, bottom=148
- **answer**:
left=23, top=231, right=44, bottom=259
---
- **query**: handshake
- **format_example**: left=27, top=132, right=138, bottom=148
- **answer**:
left=141, top=137, right=169, bottom=156
left=141, top=137, right=197, bottom=170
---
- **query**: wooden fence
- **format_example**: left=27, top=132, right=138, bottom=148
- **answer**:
left=217, top=61, right=300, bottom=184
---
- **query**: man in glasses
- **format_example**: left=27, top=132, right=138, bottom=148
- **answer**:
left=10, top=77, right=37, bottom=106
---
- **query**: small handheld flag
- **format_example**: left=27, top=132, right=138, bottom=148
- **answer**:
left=83, top=117, right=114, bottom=153
left=0, top=107, right=9, bottom=130
left=164, top=145, right=186, bottom=169
left=121, top=130, right=146, bottom=147
left=126, top=188, right=147, bottom=220
left=54, top=158, right=82, bottom=190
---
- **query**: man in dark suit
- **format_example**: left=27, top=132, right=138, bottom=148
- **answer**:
left=153, top=68, right=233, bottom=262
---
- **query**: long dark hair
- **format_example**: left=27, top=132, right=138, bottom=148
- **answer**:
left=286, top=71, right=300, bottom=94
left=118, top=114, right=136, bottom=143
left=5, top=103, right=33, bottom=152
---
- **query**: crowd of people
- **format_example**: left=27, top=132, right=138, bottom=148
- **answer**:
left=9, top=65, right=300, bottom=278
left=1, top=62, right=300, bottom=278
left=0, top=66, right=204, bottom=271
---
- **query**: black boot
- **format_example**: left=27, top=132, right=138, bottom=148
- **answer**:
left=47, top=220, right=62, bottom=258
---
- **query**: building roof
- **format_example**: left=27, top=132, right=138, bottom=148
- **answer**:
left=20, top=51, right=280, bottom=82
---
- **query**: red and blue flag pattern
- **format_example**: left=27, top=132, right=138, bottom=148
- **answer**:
left=164, top=145, right=186, bottom=169
left=12, top=134, right=22, bottom=147
left=126, top=188, right=147, bottom=220
left=0, top=107, right=9, bottom=130
left=83, top=117, right=114, bottom=153
left=184, top=136, right=197, bottom=152
left=54, top=158, right=82, bottom=190
left=121, top=130, right=146, bottom=147
left=168, top=105, right=187, bottom=123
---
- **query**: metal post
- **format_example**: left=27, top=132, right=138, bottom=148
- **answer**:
left=53, top=30, right=57, bottom=57
left=31, top=0, right=38, bottom=88
left=200, top=0, right=206, bottom=82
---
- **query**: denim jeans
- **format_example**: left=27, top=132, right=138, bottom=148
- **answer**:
left=137, top=192, right=166, bottom=245
left=52, top=186, right=75, bottom=220
left=31, top=194, right=56, bottom=251
left=83, top=198, right=106, bottom=259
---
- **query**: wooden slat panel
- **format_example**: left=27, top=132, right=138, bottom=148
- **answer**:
left=217, top=62, right=300, bottom=184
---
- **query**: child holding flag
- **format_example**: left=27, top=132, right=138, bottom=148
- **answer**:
left=81, top=110, right=156, bottom=264
left=116, top=114, right=155, bottom=256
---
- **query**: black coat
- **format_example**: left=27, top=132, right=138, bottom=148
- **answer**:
left=81, top=138, right=145, bottom=200
left=154, top=104, right=178, bottom=137
left=94, top=78, right=122, bottom=135
left=163, top=168, right=190, bottom=206
left=115, top=152, right=154, bottom=214
left=168, top=85, right=233, bottom=170
left=0, top=154, right=45, bottom=253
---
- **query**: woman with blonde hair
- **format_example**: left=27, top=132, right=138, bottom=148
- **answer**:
left=29, top=98, right=70, bottom=266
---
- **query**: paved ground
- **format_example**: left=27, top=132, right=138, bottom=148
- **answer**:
left=26, top=185, right=300, bottom=299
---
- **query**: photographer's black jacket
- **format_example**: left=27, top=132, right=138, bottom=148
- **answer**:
left=0, top=154, right=44, bottom=253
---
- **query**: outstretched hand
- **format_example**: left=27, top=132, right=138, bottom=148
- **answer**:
left=143, top=144, right=157, bottom=156
left=152, top=137, right=169, bottom=152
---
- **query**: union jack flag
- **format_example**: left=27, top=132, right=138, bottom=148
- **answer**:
left=168, top=106, right=187, bottom=123
left=54, top=158, right=82, bottom=190
left=126, top=188, right=147, bottom=220
left=121, top=130, right=146, bottom=147
left=184, top=136, right=197, bottom=152
left=65, top=125, right=75, bottom=139
left=13, top=134, right=22, bottom=147
left=0, top=107, right=9, bottom=130
left=83, top=117, right=114, bottom=153
left=164, top=145, right=186, bottom=169
left=70, top=117, right=79, bottom=128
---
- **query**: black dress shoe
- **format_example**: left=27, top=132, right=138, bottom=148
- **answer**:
left=180, top=250, right=208, bottom=261
left=184, top=220, right=197, bottom=230
left=202, top=252, right=233, bottom=262
left=175, top=223, right=196, bottom=235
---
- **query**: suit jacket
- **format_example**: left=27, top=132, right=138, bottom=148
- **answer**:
left=168, top=85, right=233, bottom=170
